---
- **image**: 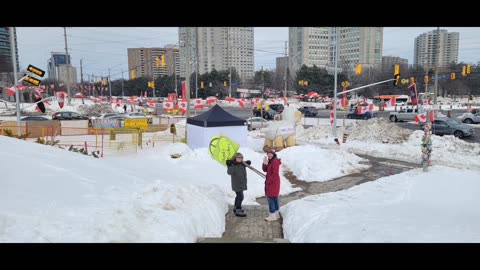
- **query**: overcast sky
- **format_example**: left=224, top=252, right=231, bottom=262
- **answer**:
left=15, top=27, right=480, bottom=81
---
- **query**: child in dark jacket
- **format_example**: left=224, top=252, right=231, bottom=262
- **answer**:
left=226, top=152, right=251, bottom=217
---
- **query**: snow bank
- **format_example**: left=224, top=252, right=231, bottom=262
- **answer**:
left=282, top=166, right=480, bottom=243
left=278, top=145, right=370, bottom=182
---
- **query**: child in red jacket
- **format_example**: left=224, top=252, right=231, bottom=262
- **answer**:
left=262, top=149, right=281, bottom=221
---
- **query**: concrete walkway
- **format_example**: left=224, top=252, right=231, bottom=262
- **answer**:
left=198, top=155, right=420, bottom=243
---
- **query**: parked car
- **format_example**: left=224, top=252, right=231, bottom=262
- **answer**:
left=347, top=111, right=378, bottom=120
left=21, top=116, right=49, bottom=121
left=90, top=113, right=120, bottom=120
left=52, top=111, right=89, bottom=120
left=268, top=104, right=285, bottom=113
left=389, top=108, right=420, bottom=122
left=420, top=118, right=475, bottom=139
left=253, top=108, right=279, bottom=120
left=247, top=117, right=270, bottom=130
left=460, top=112, right=480, bottom=124
left=298, top=106, right=318, bottom=117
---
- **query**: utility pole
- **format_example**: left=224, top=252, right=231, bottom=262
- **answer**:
left=10, top=27, right=21, bottom=136
left=434, top=27, right=440, bottom=105
left=91, top=72, right=94, bottom=97
left=333, top=27, right=339, bottom=138
left=64, top=27, right=71, bottom=105
left=195, top=27, right=199, bottom=99
left=284, top=41, right=288, bottom=98
left=108, top=68, right=112, bottom=97
left=261, top=66, right=264, bottom=119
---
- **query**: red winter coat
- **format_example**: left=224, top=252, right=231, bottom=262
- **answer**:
left=262, top=157, right=281, bottom=197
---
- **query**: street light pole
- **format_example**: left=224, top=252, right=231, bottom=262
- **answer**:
left=64, top=27, right=71, bottom=106
left=10, top=27, right=21, bottom=136
left=333, top=27, right=339, bottom=138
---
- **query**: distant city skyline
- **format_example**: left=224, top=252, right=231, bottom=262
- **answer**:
left=13, top=27, right=480, bottom=81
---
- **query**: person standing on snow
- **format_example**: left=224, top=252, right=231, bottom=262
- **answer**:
left=226, top=153, right=251, bottom=217
left=262, top=149, right=281, bottom=221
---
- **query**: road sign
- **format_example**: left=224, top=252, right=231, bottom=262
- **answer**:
left=27, top=64, right=46, bottom=77
left=23, top=75, right=41, bottom=86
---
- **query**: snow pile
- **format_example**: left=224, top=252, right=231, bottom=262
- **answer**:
left=0, top=136, right=228, bottom=242
left=347, top=118, right=413, bottom=144
left=108, top=146, right=300, bottom=206
left=282, top=166, right=480, bottom=243
left=279, top=145, right=370, bottom=182
left=247, top=130, right=266, bottom=152
left=297, top=118, right=412, bottom=144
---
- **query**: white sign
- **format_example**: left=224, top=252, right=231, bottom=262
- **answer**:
left=278, top=126, right=295, bottom=136
left=237, top=88, right=249, bottom=93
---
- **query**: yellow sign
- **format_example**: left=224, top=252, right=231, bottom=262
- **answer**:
left=23, top=75, right=41, bottom=86
left=27, top=64, right=45, bottom=77
left=209, top=135, right=240, bottom=166
left=125, top=119, right=148, bottom=131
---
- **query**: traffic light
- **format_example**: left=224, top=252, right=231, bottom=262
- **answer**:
left=355, top=64, right=362, bottom=75
left=161, top=55, right=166, bottom=67
left=393, top=74, right=400, bottom=86
left=304, top=81, right=309, bottom=86
left=462, top=66, right=466, bottom=76
left=257, top=102, right=262, bottom=110
left=201, top=81, right=204, bottom=89
left=131, top=69, right=135, bottom=80
left=298, top=80, right=303, bottom=86
left=95, top=77, right=99, bottom=84
left=424, top=76, right=429, bottom=84
left=23, top=75, right=41, bottom=86
left=148, top=81, right=155, bottom=89
left=224, top=81, right=227, bottom=87
left=155, top=56, right=160, bottom=68
left=394, top=64, right=400, bottom=76
left=265, top=103, right=270, bottom=110
left=467, top=65, right=471, bottom=74
left=102, top=77, right=107, bottom=86
left=451, top=73, right=456, bottom=80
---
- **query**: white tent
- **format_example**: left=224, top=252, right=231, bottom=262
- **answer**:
left=186, top=105, right=248, bottom=150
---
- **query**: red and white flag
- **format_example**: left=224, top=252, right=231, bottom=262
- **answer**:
left=147, top=100, right=156, bottom=108
left=163, top=101, right=174, bottom=110
left=330, top=108, right=335, bottom=125
left=6, top=86, right=16, bottom=96
left=57, top=92, right=65, bottom=108
left=178, top=100, right=188, bottom=114
left=194, top=99, right=203, bottom=109
left=238, top=99, right=245, bottom=108
left=414, top=112, right=427, bottom=123
left=384, top=96, right=396, bottom=108
left=335, top=98, right=346, bottom=109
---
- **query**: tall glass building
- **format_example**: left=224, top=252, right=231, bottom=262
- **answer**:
left=0, top=27, right=19, bottom=73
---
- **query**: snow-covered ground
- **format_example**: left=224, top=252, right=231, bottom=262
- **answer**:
left=0, top=136, right=227, bottom=242
left=282, top=166, right=480, bottom=242
left=297, top=118, right=480, bottom=170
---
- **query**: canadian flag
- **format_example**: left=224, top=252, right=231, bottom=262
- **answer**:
left=147, top=100, right=156, bottom=108
left=330, top=108, right=335, bottom=125
left=116, top=99, right=121, bottom=107
left=238, top=99, right=245, bottom=108
left=163, top=101, right=174, bottom=110
left=384, top=96, right=396, bottom=108
left=16, top=85, right=26, bottom=91
left=423, top=99, right=432, bottom=105
left=178, top=101, right=188, bottom=114
left=414, top=112, right=427, bottom=123
left=57, top=92, right=65, bottom=108
left=6, top=86, right=16, bottom=96
left=44, top=100, right=51, bottom=105
left=335, top=98, right=346, bottom=109
left=357, top=104, right=375, bottom=115
left=194, top=99, right=203, bottom=109
left=226, top=97, right=235, bottom=102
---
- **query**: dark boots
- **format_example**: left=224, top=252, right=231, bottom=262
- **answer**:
left=234, top=206, right=246, bottom=217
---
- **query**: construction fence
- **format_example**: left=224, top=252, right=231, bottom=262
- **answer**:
left=0, top=117, right=186, bottom=157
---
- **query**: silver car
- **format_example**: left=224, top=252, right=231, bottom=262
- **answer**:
left=461, top=112, right=480, bottom=124
left=247, top=117, right=270, bottom=130
left=421, top=118, right=475, bottom=139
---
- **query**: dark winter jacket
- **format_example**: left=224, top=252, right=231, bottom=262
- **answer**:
left=262, top=157, right=281, bottom=197
left=227, top=161, right=248, bottom=192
